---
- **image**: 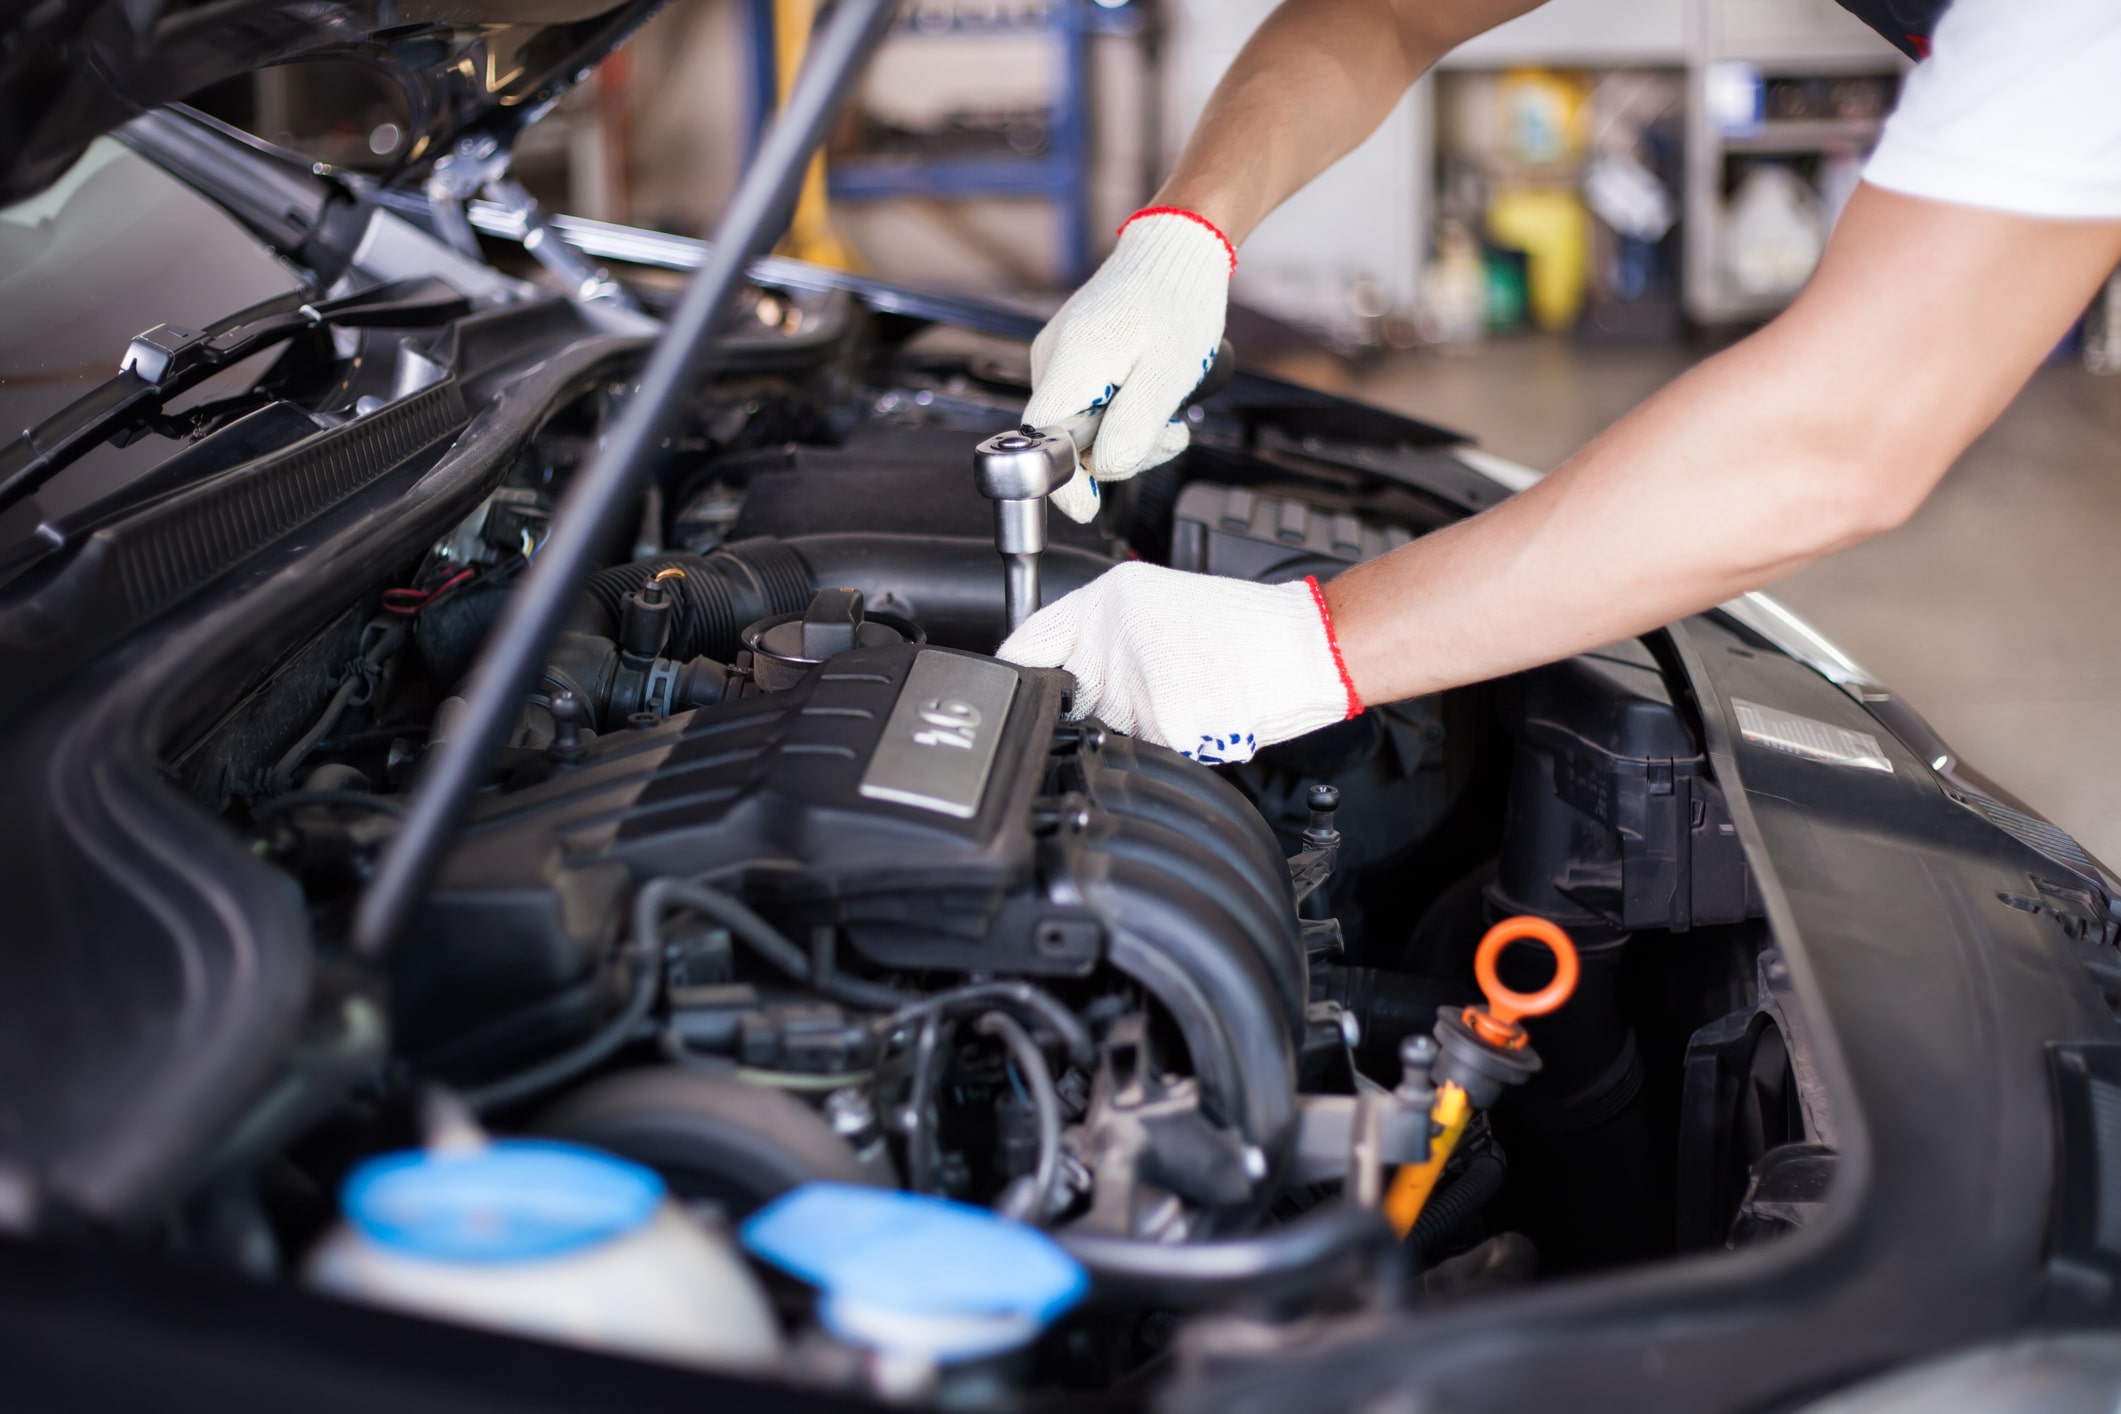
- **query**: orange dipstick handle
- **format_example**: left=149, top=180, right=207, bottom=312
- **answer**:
left=1465, top=915, right=1580, bottom=1048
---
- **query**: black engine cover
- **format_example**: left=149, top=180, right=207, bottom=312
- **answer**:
left=406, top=645, right=1067, bottom=1043
left=406, top=642, right=1305, bottom=1152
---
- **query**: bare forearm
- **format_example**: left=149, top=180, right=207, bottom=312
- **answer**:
left=1154, top=0, right=1537, bottom=242
left=1325, top=186, right=2121, bottom=704
left=1324, top=345, right=1900, bottom=701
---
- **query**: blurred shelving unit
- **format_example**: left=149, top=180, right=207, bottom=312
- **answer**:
left=745, top=0, right=1147, bottom=283
left=1435, top=0, right=1693, bottom=340
left=1423, top=0, right=1905, bottom=332
left=1718, top=116, right=1882, bottom=155
left=1682, top=0, right=1906, bottom=323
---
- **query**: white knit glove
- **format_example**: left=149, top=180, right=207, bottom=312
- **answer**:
left=998, top=562, right=1363, bottom=764
left=1025, top=208, right=1235, bottom=524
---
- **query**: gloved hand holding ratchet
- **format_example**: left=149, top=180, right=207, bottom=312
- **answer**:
left=998, top=205, right=1365, bottom=766
left=1025, top=207, right=1236, bottom=524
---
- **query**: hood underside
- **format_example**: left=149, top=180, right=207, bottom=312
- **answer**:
left=0, top=0, right=660, bottom=207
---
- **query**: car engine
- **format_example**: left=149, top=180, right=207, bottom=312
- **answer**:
left=8, top=241, right=1787, bottom=1402
left=412, top=588, right=1310, bottom=1199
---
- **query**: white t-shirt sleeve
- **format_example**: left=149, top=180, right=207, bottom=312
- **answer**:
left=1863, top=0, right=2121, bottom=219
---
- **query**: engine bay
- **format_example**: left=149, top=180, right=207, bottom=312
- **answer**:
left=1, top=0, right=2112, bottom=1397
left=89, top=280, right=1806, bottom=1401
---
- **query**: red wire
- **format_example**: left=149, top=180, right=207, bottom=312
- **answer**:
left=382, top=566, right=476, bottom=615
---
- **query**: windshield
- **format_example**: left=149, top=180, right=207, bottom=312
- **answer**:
left=0, top=139, right=303, bottom=546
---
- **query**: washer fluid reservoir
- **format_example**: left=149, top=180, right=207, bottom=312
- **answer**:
left=305, top=1138, right=781, bottom=1371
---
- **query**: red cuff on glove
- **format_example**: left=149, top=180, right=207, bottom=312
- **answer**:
left=1304, top=576, right=1364, bottom=720
left=1118, top=206, right=1238, bottom=276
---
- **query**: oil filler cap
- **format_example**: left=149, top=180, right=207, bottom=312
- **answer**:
left=741, top=1183, right=1086, bottom=1363
left=343, top=1140, right=664, bottom=1263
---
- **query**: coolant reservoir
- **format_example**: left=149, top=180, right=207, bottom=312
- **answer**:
left=306, top=1139, right=782, bottom=1370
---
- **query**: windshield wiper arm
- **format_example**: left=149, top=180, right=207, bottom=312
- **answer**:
left=0, top=277, right=471, bottom=518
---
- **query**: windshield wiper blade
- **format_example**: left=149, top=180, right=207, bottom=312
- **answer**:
left=0, top=277, right=471, bottom=518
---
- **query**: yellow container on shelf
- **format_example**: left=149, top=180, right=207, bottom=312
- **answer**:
left=1496, top=68, right=1590, bottom=164
left=1486, top=187, right=1590, bottom=332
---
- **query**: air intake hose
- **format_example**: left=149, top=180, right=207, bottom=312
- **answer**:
left=420, top=535, right=1118, bottom=696
left=580, top=537, right=815, bottom=662
left=579, top=534, right=1115, bottom=659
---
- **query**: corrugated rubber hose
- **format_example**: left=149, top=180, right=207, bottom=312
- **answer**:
left=581, top=538, right=814, bottom=661
left=1408, top=1146, right=1507, bottom=1261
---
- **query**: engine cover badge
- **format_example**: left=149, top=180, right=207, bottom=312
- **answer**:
left=859, top=649, right=1020, bottom=819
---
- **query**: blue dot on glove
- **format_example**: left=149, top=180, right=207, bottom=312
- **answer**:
left=1182, top=731, right=1256, bottom=766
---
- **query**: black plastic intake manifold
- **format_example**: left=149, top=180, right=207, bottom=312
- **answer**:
left=406, top=639, right=1306, bottom=1177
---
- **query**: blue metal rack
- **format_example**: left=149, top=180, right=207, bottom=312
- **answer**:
left=745, top=1, right=1141, bottom=283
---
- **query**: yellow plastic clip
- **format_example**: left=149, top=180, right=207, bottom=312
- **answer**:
left=1384, top=1081, right=1471, bottom=1239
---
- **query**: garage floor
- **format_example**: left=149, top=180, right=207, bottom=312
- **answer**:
left=1340, top=336, right=2121, bottom=869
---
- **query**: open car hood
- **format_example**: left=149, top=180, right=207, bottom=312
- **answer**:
left=0, top=0, right=660, bottom=206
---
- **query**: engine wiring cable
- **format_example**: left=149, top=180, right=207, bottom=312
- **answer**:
left=878, top=981, right=1095, bottom=1070
left=637, top=878, right=1090, bottom=1203
left=561, top=874, right=1095, bottom=1199
left=643, top=878, right=915, bottom=1011
left=456, top=878, right=665, bottom=1114
left=904, top=1011, right=947, bottom=1194
left=735, top=1066, right=876, bottom=1091
left=248, top=788, right=408, bottom=822
left=884, top=982, right=1090, bottom=1200
left=380, top=515, right=545, bottom=618
left=805, top=920, right=913, bottom=1011
left=642, top=878, right=1098, bottom=1062
left=272, top=676, right=368, bottom=782
left=1058, top=1204, right=1403, bottom=1312
left=350, top=0, right=899, bottom=960
left=977, top=1010, right=1062, bottom=1226
left=308, top=715, right=436, bottom=755
left=380, top=565, right=477, bottom=616
left=652, top=1028, right=875, bottom=1091
left=268, top=617, right=406, bottom=789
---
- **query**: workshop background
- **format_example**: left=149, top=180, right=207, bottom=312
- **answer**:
left=246, top=0, right=2121, bottom=860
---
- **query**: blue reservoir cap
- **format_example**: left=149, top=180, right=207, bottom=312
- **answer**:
left=343, top=1140, right=664, bottom=1263
left=740, top=1184, right=1086, bottom=1359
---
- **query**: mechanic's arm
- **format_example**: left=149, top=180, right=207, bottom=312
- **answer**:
left=1326, top=185, right=2121, bottom=702
left=1002, top=188, right=2121, bottom=764
left=1152, top=0, right=1542, bottom=245
left=1025, top=0, right=1540, bottom=520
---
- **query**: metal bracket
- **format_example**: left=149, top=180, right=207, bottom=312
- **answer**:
left=1289, top=1091, right=1433, bottom=1187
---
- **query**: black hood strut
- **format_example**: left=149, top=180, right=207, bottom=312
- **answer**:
left=350, top=0, right=899, bottom=958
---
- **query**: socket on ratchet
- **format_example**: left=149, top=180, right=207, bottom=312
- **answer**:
left=973, top=338, right=1235, bottom=635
